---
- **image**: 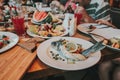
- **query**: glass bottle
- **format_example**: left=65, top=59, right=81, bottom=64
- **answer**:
left=65, top=5, right=74, bottom=13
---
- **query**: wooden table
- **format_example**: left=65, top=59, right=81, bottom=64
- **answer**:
left=0, top=30, right=120, bottom=80
left=22, top=31, right=92, bottom=80
left=22, top=31, right=120, bottom=80
left=0, top=41, right=37, bottom=80
left=0, top=2, right=119, bottom=80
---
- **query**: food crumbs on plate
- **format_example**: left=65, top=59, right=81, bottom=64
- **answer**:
left=67, top=58, right=75, bottom=64
left=50, top=50, right=65, bottom=61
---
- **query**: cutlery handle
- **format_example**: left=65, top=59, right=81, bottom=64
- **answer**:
left=81, top=41, right=106, bottom=57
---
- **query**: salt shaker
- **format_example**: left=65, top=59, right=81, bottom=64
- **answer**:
left=69, top=17, right=77, bottom=36
left=62, top=13, right=70, bottom=31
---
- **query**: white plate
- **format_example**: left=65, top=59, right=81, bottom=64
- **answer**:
left=26, top=29, right=68, bottom=39
left=90, top=28, right=120, bottom=51
left=77, top=23, right=108, bottom=34
left=37, top=37, right=101, bottom=70
left=0, top=32, right=19, bottom=53
left=91, top=34, right=120, bottom=52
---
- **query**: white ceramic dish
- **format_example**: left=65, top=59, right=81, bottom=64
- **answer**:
left=90, top=27, right=120, bottom=51
left=91, top=34, right=120, bottom=52
left=0, top=32, right=19, bottom=53
left=26, top=28, right=68, bottom=39
left=77, top=23, right=108, bottom=34
left=37, top=37, right=101, bottom=70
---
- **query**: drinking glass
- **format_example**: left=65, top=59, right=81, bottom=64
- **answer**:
left=74, top=6, right=83, bottom=25
left=12, top=16, right=25, bottom=36
left=74, top=13, right=82, bottom=25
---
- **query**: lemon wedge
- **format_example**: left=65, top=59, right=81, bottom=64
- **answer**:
left=28, top=25, right=38, bottom=34
left=64, top=42, right=78, bottom=53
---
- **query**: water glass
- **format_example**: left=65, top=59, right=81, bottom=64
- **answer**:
left=12, top=16, right=25, bottom=36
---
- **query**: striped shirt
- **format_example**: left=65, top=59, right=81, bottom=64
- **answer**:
left=85, top=0, right=111, bottom=21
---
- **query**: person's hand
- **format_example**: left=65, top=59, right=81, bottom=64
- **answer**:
left=50, top=0, right=61, bottom=8
left=75, top=6, right=95, bottom=23
left=50, top=0, right=65, bottom=12
left=68, top=2, right=76, bottom=11
left=96, top=19, right=116, bottom=28
left=75, top=6, right=84, bottom=13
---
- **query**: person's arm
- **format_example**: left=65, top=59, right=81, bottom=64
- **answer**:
left=50, top=0, right=76, bottom=12
left=81, top=8, right=95, bottom=23
left=96, top=19, right=117, bottom=28
left=95, top=0, right=111, bottom=21
left=94, top=1, right=116, bottom=28
left=76, top=6, right=95, bottom=23
left=50, top=0, right=62, bottom=8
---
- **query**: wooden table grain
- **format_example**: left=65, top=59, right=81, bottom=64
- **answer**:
left=0, top=45, right=37, bottom=80
left=0, top=31, right=120, bottom=80
left=23, top=31, right=120, bottom=80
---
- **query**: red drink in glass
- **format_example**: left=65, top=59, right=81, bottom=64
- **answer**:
left=12, top=16, right=25, bottom=36
left=74, top=13, right=82, bottom=25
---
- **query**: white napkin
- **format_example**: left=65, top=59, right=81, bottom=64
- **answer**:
left=90, top=28, right=120, bottom=39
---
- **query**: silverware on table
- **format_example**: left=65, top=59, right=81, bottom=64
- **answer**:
left=81, top=41, right=106, bottom=57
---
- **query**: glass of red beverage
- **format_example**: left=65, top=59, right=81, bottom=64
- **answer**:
left=12, top=16, right=25, bottom=36
left=74, top=13, right=82, bottom=25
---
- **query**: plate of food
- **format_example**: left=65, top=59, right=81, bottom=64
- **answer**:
left=77, top=23, right=109, bottom=34
left=31, top=10, right=62, bottom=25
left=0, top=32, right=19, bottom=53
left=90, top=28, right=120, bottom=51
left=37, top=37, right=101, bottom=70
left=91, top=35, right=120, bottom=51
left=27, top=23, right=68, bottom=39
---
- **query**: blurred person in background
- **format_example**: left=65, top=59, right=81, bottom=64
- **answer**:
left=32, top=0, right=52, bottom=6
left=50, top=0, right=111, bottom=24
left=0, top=0, right=5, bottom=22
left=49, top=0, right=117, bottom=80
left=48, top=0, right=114, bottom=80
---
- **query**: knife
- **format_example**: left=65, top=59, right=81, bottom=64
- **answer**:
left=81, top=41, right=106, bottom=57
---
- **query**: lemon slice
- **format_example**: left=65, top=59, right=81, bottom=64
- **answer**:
left=64, top=42, right=78, bottom=53
left=28, top=25, right=38, bottom=34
